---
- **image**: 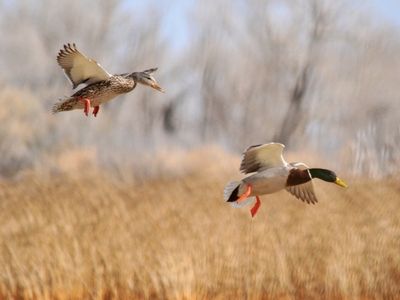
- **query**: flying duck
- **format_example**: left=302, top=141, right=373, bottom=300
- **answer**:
left=53, top=43, right=164, bottom=117
left=224, top=143, right=348, bottom=217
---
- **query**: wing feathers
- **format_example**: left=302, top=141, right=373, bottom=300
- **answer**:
left=57, top=43, right=111, bottom=88
left=240, top=143, right=287, bottom=174
left=286, top=181, right=318, bottom=204
left=143, top=68, right=158, bottom=74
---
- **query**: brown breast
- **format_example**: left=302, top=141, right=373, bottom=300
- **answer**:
left=110, top=76, right=136, bottom=93
left=286, top=168, right=312, bottom=186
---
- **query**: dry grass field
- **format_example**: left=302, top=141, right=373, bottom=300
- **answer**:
left=0, top=151, right=399, bottom=299
left=2, top=1, right=400, bottom=299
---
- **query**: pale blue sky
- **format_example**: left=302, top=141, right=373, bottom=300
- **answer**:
left=371, top=0, right=400, bottom=25
left=153, top=0, right=400, bottom=49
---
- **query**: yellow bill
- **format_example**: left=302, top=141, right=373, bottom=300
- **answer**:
left=335, top=177, right=348, bottom=188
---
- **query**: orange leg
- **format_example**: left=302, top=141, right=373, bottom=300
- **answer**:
left=250, top=196, right=261, bottom=218
left=93, top=105, right=100, bottom=117
left=81, top=98, right=91, bottom=116
left=236, top=184, right=252, bottom=203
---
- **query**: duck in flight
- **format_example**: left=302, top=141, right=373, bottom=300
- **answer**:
left=52, top=43, right=164, bottom=117
left=224, top=143, right=348, bottom=217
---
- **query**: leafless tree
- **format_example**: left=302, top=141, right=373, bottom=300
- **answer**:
left=0, top=0, right=400, bottom=177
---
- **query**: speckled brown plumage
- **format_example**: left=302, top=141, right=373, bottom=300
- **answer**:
left=53, top=43, right=163, bottom=116
left=52, top=75, right=137, bottom=113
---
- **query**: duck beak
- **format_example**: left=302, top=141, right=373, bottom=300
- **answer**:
left=335, top=177, right=348, bottom=188
left=151, top=82, right=165, bottom=93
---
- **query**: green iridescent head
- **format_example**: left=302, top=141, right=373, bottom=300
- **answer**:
left=308, top=168, right=348, bottom=187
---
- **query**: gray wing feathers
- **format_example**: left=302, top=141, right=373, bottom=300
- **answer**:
left=286, top=182, right=318, bottom=204
left=240, top=143, right=287, bottom=174
left=57, top=43, right=111, bottom=88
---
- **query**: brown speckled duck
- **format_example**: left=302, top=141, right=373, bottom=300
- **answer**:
left=224, top=143, right=348, bottom=217
left=53, top=43, right=164, bottom=117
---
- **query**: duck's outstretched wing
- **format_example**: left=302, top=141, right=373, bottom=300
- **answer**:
left=240, top=143, right=287, bottom=174
left=286, top=182, right=318, bottom=204
left=285, top=162, right=318, bottom=204
left=57, top=43, right=111, bottom=89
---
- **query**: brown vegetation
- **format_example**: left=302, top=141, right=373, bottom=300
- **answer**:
left=1, top=162, right=399, bottom=299
left=1, top=1, right=400, bottom=299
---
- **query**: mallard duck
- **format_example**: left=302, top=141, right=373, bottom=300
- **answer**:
left=224, top=143, right=348, bottom=217
left=52, top=43, right=164, bottom=117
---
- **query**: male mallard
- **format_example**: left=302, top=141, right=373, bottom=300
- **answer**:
left=52, top=43, right=164, bottom=117
left=224, top=143, right=348, bottom=217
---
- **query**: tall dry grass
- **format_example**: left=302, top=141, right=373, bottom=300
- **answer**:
left=0, top=153, right=399, bottom=300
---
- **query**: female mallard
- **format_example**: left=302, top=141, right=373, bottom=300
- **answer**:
left=224, top=143, right=348, bottom=217
left=52, top=43, right=164, bottom=117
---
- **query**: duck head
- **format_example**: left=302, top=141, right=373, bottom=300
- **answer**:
left=130, top=68, right=164, bottom=92
left=308, top=168, right=348, bottom=188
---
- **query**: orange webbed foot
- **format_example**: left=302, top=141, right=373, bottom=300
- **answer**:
left=236, top=184, right=252, bottom=203
left=250, top=196, right=261, bottom=218
left=81, top=98, right=91, bottom=116
left=93, top=105, right=100, bottom=117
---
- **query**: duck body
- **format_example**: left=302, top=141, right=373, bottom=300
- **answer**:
left=53, top=74, right=137, bottom=113
left=240, top=167, right=289, bottom=196
left=224, top=143, right=347, bottom=217
left=53, top=43, right=163, bottom=117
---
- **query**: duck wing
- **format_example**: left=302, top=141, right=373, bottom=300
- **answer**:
left=57, top=43, right=111, bottom=89
left=285, top=162, right=318, bottom=204
left=286, top=181, right=318, bottom=204
left=240, top=143, right=287, bottom=174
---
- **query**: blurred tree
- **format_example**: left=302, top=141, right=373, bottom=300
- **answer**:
left=274, top=0, right=331, bottom=145
left=0, top=0, right=400, bottom=177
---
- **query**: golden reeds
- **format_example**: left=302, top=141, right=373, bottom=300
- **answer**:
left=0, top=168, right=399, bottom=299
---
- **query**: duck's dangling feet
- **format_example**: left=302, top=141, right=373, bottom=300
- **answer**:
left=236, top=184, right=252, bottom=203
left=81, top=98, right=91, bottom=116
left=93, top=105, right=100, bottom=117
left=236, top=185, right=261, bottom=218
left=250, top=196, right=261, bottom=218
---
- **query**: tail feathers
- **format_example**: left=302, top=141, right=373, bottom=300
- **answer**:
left=224, top=181, right=240, bottom=202
left=224, top=181, right=255, bottom=208
left=52, top=97, right=75, bottom=114
left=52, top=102, right=62, bottom=114
left=230, top=197, right=256, bottom=208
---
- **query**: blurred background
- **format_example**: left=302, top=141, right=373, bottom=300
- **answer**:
left=0, top=0, right=399, bottom=178
left=2, top=1, right=400, bottom=299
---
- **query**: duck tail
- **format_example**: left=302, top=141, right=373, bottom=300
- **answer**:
left=224, top=181, right=240, bottom=202
left=52, top=101, right=62, bottom=114
left=224, top=181, right=255, bottom=208
left=51, top=97, right=75, bottom=114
